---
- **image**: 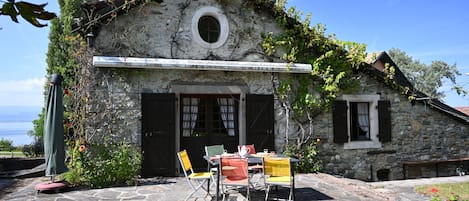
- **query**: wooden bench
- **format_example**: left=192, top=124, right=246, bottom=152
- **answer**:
left=403, top=157, right=469, bottom=179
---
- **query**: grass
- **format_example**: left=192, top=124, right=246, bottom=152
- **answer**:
left=0, top=151, right=26, bottom=158
left=415, top=182, right=469, bottom=200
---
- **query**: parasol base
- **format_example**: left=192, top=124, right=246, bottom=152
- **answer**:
left=35, top=181, right=67, bottom=193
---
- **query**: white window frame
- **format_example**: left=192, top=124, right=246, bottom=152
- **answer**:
left=191, top=7, right=229, bottom=49
left=341, top=95, right=382, bottom=149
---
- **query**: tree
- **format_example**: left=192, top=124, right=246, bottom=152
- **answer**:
left=0, top=138, right=14, bottom=150
left=0, top=0, right=56, bottom=27
left=387, top=48, right=463, bottom=99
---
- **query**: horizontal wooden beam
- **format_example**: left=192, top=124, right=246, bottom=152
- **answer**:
left=93, top=56, right=312, bottom=73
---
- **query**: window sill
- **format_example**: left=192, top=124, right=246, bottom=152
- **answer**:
left=343, top=141, right=382, bottom=149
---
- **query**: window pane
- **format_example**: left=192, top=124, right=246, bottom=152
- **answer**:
left=198, top=16, right=220, bottom=43
left=181, top=95, right=238, bottom=137
left=350, top=102, right=370, bottom=141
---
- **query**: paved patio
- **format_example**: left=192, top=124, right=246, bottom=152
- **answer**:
left=2, top=173, right=468, bottom=201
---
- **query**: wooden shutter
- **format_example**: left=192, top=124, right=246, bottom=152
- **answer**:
left=378, top=100, right=392, bottom=142
left=246, top=94, right=275, bottom=151
left=333, top=100, right=349, bottom=143
left=141, top=93, right=176, bottom=177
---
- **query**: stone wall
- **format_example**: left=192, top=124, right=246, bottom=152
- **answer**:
left=93, top=0, right=283, bottom=62
left=313, top=73, right=469, bottom=181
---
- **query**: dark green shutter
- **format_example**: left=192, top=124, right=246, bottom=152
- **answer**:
left=378, top=100, right=392, bottom=142
left=246, top=94, right=275, bottom=151
left=333, top=100, right=348, bottom=143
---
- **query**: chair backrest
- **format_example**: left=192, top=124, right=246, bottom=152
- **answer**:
left=205, top=144, right=225, bottom=157
left=263, top=157, right=291, bottom=177
left=237, top=144, right=256, bottom=154
left=177, top=150, right=193, bottom=175
left=220, top=157, right=249, bottom=180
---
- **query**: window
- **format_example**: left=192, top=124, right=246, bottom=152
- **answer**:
left=333, top=95, right=391, bottom=149
left=181, top=94, right=239, bottom=137
left=350, top=102, right=370, bottom=141
left=191, top=6, right=229, bottom=48
left=198, top=16, right=220, bottom=43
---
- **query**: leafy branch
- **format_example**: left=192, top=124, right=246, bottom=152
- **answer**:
left=1, top=0, right=56, bottom=27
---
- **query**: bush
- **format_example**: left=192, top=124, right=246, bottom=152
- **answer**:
left=22, top=137, right=44, bottom=157
left=65, top=140, right=141, bottom=188
left=284, top=139, right=321, bottom=173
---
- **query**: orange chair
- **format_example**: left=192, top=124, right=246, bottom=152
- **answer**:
left=263, top=157, right=293, bottom=201
left=239, top=144, right=263, bottom=187
left=220, top=157, right=251, bottom=200
left=177, top=150, right=214, bottom=201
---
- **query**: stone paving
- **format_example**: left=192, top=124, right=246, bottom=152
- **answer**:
left=1, top=174, right=468, bottom=201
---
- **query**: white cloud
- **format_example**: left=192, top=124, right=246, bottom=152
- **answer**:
left=0, top=78, right=46, bottom=106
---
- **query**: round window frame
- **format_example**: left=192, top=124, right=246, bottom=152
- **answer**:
left=191, top=7, right=229, bottom=49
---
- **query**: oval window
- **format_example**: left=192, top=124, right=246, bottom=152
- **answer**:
left=197, top=15, right=220, bottom=44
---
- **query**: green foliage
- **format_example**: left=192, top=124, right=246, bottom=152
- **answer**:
left=388, top=48, right=464, bottom=99
left=0, top=0, right=56, bottom=27
left=0, top=138, right=14, bottom=151
left=65, top=141, right=142, bottom=188
left=29, top=108, right=45, bottom=140
left=21, top=137, right=44, bottom=157
left=284, top=139, right=321, bottom=173
left=262, top=0, right=368, bottom=171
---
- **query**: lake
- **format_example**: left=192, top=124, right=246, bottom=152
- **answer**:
left=0, top=106, right=41, bottom=147
left=0, top=122, right=35, bottom=146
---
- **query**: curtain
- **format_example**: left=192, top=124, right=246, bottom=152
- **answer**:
left=357, top=103, right=369, bottom=136
left=218, top=98, right=235, bottom=136
left=183, top=98, right=199, bottom=136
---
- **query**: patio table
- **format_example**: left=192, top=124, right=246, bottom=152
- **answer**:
left=203, top=154, right=299, bottom=201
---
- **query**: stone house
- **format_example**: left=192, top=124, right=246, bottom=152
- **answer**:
left=74, top=0, right=469, bottom=180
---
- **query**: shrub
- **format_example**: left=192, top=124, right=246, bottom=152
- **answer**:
left=22, top=137, right=44, bottom=157
left=284, top=139, right=321, bottom=173
left=65, top=140, right=141, bottom=188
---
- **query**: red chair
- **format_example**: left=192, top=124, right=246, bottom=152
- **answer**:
left=220, top=157, right=250, bottom=200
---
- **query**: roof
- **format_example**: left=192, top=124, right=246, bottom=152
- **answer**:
left=455, top=107, right=469, bottom=116
left=367, top=51, right=469, bottom=123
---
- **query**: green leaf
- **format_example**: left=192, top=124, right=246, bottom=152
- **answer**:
left=1, top=1, right=19, bottom=23
left=14, top=1, right=56, bottom=27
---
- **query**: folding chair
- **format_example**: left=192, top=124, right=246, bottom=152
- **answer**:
left=239, top=144, right=263, bottom=187
left=220, top=157, right=251, bottom=201
left=177, top=150, right=214, bottom=201
left=205, top=145, right=225, bottom=171
left=263, top=157, right=293, bottom=201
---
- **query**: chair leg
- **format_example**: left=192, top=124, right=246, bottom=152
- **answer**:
left=265, top=185, right=270, bottom=201
left=185, top=179, right=209, bottom=201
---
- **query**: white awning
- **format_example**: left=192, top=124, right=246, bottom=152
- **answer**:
left=93, top=56, right=312, bottom=73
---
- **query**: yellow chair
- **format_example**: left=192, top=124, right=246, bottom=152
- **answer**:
left=263, top=157, right=293, bottom=201
left=220, top=157, right=251, bottom=200
left=177, top=150, right=214, bottom=201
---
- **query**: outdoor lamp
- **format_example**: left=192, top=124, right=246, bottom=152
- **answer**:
left=86, top=31, right=95, bottom=47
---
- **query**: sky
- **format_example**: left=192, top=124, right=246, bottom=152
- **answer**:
left=0, top=0, right=468, bottom=110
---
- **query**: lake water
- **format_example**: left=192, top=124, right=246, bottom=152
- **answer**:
left=0, top=106, right=41, bottom=146
left=0, top=122, right=35, bottom=146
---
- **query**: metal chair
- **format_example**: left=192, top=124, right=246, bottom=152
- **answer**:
left=263, top=157, right=293, bottom=201
left=205, top=144, right=225, bottom=172
left=220, top=157, right=251, bottom=200
left=177, top=149, right=214, bottom=201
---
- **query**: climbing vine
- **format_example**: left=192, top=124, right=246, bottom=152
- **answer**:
left=262, top=0, right=367, bottom=167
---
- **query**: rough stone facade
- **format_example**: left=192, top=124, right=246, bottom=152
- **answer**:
left=81, top=0, right=469, bottom=180
left=313, top=73, right=469, bottom=181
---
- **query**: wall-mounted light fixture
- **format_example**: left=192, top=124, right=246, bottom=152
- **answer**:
left=86, top=31, right=95, bottom=47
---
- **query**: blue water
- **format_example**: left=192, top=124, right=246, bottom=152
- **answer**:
left=0, top=106, right=41, bottom=146
left=0, top=122, right=34, bottom=146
